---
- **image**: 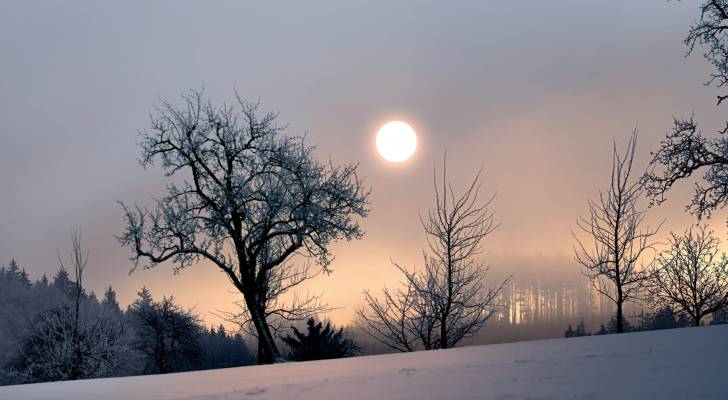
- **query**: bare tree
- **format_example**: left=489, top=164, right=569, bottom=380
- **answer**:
left=359, top=156, right=507, bottom=350
left=649, top=225, right=728, bottom=326
left=643, top=1, right=728, bottom=218
left=574, top=131, right=661, bottom=333
left=66, top=228, right=86, bottom=380
left=118, top=90, right=370, bottom=363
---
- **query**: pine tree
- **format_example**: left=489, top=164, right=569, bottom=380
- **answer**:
left=564, top=324, right=575, bottom=338
left=19, top=269, right=31, bottom=287
left=101, top=286, right=120, bottom=312
left=282, top=318, right=359, bottom=361
left=606, top=315, right=632, bottom=334
left=52, top=266, right=72, bottom=295
left=575, top=320, right=589, bottom=336
left=7, top=259, right=21, bottom=281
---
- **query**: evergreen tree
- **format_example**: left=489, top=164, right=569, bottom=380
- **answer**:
left=564, top=320, right=589, bottom=337
left=52, top=266, right=72, bottom=296
left=564, top=324, right=575, bottom=338
left=606, top=315, right=632, bottom=334
left=282, top=318, right=359, bottom=362
left=101, top=286, right=120, bottom=313
left=19, top=269, right=31, bottom=287
left=6, top=259, right=22, bottom=283
left=575, top=320, right=589, bottom=336
left=196, top=324, right=253, bottom=369
left=38, top=274, right=49, bottom=288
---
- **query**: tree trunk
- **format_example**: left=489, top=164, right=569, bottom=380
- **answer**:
left=257, top=337, right=267, bottom=363
left=616, top=300, right=624, bottom=334
left=439, top=319, right=448, bottom=349
left=616, top=279, right=624, bottom=333
left=71, top=290, right=82, bottom=380
left=245, top=294, right=281, bottom=364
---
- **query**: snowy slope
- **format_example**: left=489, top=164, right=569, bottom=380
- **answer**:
left=2, top=325, right=726, bottom=400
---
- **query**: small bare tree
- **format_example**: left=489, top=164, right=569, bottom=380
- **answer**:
left=359, top=156, right=507, bottom=350
left=118, top=90, right=370, bottom=363
left=66, top=228, right=86, bottom=380
left=649, top=225, right=728, bottom=326
left=574, top=131, right=661, bottom=333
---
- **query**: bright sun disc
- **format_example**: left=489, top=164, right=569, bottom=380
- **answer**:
left=376, top=121, right=417, bottom=163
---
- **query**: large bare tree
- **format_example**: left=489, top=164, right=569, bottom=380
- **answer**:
left=358, top=157, right=507, bottom=350
left=118, top=90, right=370, bottom=363
left=649, top=225, right=728, bottom=326
left=574, top=132, right=661, bottom=333
left=643, top=1, right=728, bottom=219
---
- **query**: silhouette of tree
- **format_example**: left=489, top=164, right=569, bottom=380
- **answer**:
left=118, top=90, right=370, bottom=363
left=101, top=286, right=121, bottom=313
left=564, top=320, right=589, bottom=337
left=359, top=155, right=507, bottom=350
left=564, top=324, right=575, bottom=338
left=648, top=225, right=728, bottom=326
left=52, top=266, right=72, bottom=297
left=574, top=131, right=660, bottom=333
left=282, top=318, right=358, bottom=361
left=606, top=315, right=633, bottom=334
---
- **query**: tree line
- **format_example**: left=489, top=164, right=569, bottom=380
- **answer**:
left=0, top=233, right=254, bottom=385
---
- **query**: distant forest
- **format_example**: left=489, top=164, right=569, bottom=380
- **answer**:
left=0, top=258, right=253, bottom=385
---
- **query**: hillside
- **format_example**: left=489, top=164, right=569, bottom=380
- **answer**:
left=2, top=325, right=726, bottom=400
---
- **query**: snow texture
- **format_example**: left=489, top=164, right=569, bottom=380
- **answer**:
left=2, top=325, right=726, bottom=400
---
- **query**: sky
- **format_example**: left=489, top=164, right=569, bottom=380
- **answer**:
left=1, top=0, right=727, bottom=326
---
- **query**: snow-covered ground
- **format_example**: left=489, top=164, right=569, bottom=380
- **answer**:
left=2, top=325, right=726, bottom=400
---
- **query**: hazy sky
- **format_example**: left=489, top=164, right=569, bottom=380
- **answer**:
left=1, top=0, right=726, bottom=325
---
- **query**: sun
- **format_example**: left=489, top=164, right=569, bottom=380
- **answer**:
left=376, top=121, right=417, bottom=163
